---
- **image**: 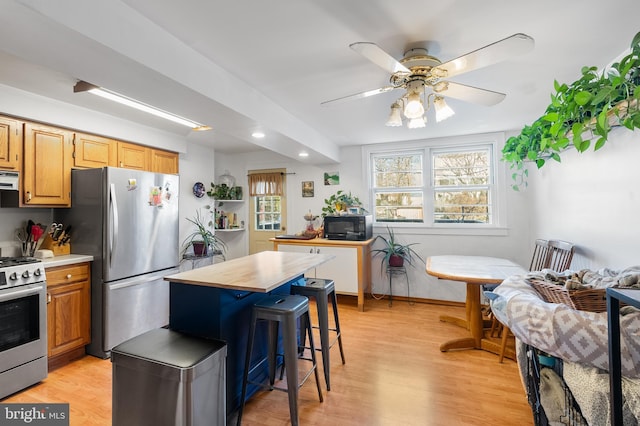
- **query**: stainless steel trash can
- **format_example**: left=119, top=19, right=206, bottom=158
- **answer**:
left=111, top=328, right=227, bottom=426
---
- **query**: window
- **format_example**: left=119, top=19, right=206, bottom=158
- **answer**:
left=432, top=147, right=491, bottom=224
left=372, top=152, right=424, bottom=222
left=254, top=195, right=282, bottom=230
left=366, top=133, right=505, bottom=230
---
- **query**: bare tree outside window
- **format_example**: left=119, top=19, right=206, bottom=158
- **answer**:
left=371, top=147, right=492, bottom=224
left=433, top=149, right=491, bottom=224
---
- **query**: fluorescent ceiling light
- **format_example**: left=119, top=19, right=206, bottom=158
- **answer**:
left=74, top=80, right=210, bottom=130
left=251, top=131, right=265, bottom=139
left=298, top=152, right=309, bottom=157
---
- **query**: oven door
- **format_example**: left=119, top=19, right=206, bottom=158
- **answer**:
left=0, top=283, right=47, bottom=373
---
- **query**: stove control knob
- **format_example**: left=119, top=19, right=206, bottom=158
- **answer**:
left=9, top=272, right=18, bottom=281
left=34, top=268, right=42, bottom=277
left=22, top=270, right=31, bottom=279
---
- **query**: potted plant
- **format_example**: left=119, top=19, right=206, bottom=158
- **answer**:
left=322, top=190, right=366, bottom=216
left=502, top=30, right=640, bottom=189
left=371, top=225, right=424, bottom=271
left=181, top=209, right=227, bottom=257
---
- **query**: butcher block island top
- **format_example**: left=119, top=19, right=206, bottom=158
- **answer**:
left=164, top=250, right=334, bottom=292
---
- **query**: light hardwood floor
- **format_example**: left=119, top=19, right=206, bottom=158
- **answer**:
left=3, top=297, right=533, bottom=425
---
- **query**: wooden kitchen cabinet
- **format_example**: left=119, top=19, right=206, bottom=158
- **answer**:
left=73, top=132, right=117, bottom=168
left=150, top=148, right=179, bottom=174
left=46, top=262, right=91, bottom=370
left=0, top=116, right=22, bottom=170
left=117, top=141, right=149, bottom=170
left=273, top=237, right=374, bottom=311
left=23, top=122, right=73, bottom=206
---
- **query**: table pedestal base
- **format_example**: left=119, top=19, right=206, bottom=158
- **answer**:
left=437, top=283, right=515, bottom=361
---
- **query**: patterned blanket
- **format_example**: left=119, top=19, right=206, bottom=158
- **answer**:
left=492, top=270, right=640, bottom=378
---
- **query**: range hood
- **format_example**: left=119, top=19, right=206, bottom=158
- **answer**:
left=0, top=171, right=19, bottom=191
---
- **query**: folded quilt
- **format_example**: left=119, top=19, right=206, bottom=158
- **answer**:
left=492, top=269, right=640, bottom=378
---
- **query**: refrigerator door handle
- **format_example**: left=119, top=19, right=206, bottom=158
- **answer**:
left=109, top=183, right=119, bottom=269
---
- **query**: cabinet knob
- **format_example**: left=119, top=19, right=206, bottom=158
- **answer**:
left=66, top=274, right=72, bottom=279
left=47, top=293, right=51, bottom=304
left=316, top=248, right=321, bottom=254
left=309, top=248, right=313, bottom=254
left=25, top=191, right=32, bottom=202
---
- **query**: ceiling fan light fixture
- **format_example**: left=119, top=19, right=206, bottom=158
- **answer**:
left=407, top=116, right=426, bottom=129
left=385, top=102, right=403, bottom=127
left=434, top=96, right=455, bottom=122
left=73, top=80, right=209, bottom=130
left=403, top=91, right=424, bottom=119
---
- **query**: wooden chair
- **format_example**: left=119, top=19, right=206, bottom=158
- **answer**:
left=495, top=239, right=575, bottom=362
left=529, top=239, right=550, bottom=271
left=546, top=239, right=575, bottom=273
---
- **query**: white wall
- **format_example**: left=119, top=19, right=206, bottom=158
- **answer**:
left=528, top=127, right=640, bottom=270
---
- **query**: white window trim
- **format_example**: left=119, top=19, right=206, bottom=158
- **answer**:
left=362, top=132, right=508, bottom=236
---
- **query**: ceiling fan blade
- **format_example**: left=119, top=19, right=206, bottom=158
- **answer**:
left=435, top=81, right=506, bottom=106
left=321, top=86, right=397, bottom=106
left=349, top=42, right=410, bottom=74
left=433, top=33, right=534, bottom=79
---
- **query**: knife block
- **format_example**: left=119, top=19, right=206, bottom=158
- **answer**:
left=40, top=234, right=71, bottom=256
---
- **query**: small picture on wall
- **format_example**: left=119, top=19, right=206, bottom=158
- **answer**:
left=302, top=181, right=314, bottom=197
left=324, top=171, right=340, bottom=185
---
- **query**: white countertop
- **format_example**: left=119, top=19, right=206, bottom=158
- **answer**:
left=41, top=254, right=94, bottom=268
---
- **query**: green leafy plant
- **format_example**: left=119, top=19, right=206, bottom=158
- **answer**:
left=502, top=31, right=640, bottom=189
left=181, top=209, right=227, bottom=258
left=321, top=190, right=366, bottom=217
left=371, top=226, right=424, bottom=273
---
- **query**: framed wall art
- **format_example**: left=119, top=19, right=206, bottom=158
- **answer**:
left=302, top=181, right=314, bottom=197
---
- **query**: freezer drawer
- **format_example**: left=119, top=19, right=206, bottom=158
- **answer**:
left=104, top=268, right=177, bottom=354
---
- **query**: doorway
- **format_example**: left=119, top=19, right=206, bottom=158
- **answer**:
left=248, top=169, right=287, bottom=253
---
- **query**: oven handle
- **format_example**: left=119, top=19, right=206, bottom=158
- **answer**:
left=0, top=283, right=45, bottom=302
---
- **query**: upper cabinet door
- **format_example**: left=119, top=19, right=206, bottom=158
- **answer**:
left=150, top=148, right=179, bottom=174
left=117, top=141, right=149, bottom=170
left=74, top=133, right=117, bottom=168
left=23, top=122, right=73, bottom=206
left=0, top=116, right=23, bottom=170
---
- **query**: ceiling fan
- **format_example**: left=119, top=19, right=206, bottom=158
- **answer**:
left=322, top=33, right=535, bottom=128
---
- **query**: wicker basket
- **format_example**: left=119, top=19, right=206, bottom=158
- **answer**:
left=527, top=278, right=609, bottom=312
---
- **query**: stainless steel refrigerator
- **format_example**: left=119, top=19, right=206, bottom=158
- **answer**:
left=56, top=167, right=180, bottom=358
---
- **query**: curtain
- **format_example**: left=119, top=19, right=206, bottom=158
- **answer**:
left=248, top=172, right=283, bottom=196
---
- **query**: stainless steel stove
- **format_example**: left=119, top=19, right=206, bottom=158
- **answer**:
left=0, top=256, right=47, bottom=399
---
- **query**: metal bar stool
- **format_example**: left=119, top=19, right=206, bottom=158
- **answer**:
left=290, top=278, right=345, bottom=391
left=237, top=294, right=323, bottom=426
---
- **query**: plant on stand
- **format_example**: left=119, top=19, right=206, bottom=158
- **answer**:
left=371, top=225, right=424, bottom=272
left=181, top=209, right=227, bottom=259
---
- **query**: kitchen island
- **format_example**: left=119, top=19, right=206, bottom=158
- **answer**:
left=164, top=250, right=334, bottom=418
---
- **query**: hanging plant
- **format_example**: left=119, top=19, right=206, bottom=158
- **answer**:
left=502, top=31, right=640, bottom=189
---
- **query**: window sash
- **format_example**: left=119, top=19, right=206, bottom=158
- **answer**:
left=368, top=139, right=499, bottom=227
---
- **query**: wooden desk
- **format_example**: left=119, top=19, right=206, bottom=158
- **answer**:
left=426, top=255, right=525, bottom=357
left=272, top=237, right=374, bottom=311
left=164, top=251, right=334, bottom=417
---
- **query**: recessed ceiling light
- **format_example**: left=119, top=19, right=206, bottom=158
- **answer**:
left=298, top=152, right=309, bottom=157
left=251, top=131, right=265, bottom=139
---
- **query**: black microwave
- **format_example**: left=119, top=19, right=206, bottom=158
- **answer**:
left=323, top=215, right=373, bottom=241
